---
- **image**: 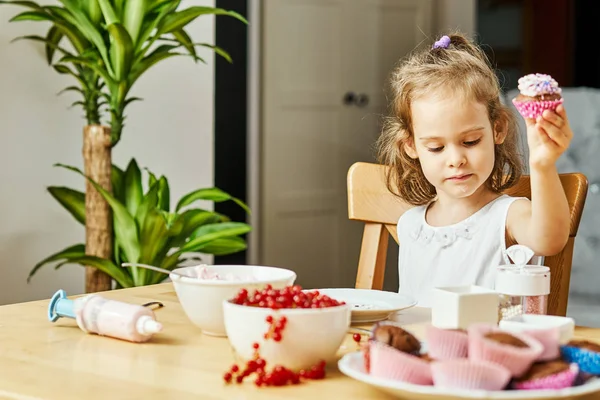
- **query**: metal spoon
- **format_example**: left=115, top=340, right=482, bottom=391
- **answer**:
left=121, top=262, right=197, bottom=278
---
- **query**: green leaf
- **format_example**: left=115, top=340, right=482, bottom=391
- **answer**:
left=82, top=0, right=101, bottom=25
left=47, top=186, right=86, bottom=225
left=123, top=0, right=145, bottom=44
left=157, top=176, right=170, bottom=211
left=55, top=163, right=141, bottom=264
left=144, top=167, right=157, bottom=190
left=28, top=243, right=85, bottom=283
left=175, top=187, right=250, bottom=214
left=96, top=0, right=119, bottom=24
left=172, top=28, right=197, bottom=61
left=138, top=208, right=169, bottom=268
left=107, top=23, right=134, bottom=81
left=197, top=43, right=231, bottom=63
left=59, top=55, right=113, bottom=87
left=57, top=86, right=84, bottom=96
left=123, top=158, right=143, bottom=217
left=45, top=26, right=64, bottom=65
left=52, top=64, right=87, bottom=87
left=11, top=35, right=74, bottom=59
left=111, top=164, right=125, bottom=203
left=54, top=255, right=134, bottom=288
left=129, top=45, right=183, bottom=86
left=135, top=181, right=159, bottom=232
left=0, top=1, right=43, bottom=10
left=175, top=209, right=221, bottom=241
left=57, top=0, right=114, bottom=77
left=54, top=21, right=88, bottom=54
left=194, top=236, right=246, bottom=255
left=180, top=222, right=251, bottom=253
left=134, top=0, right=179, bottom=55
left=10, top=10, right=53, bottom=21
left=159, top=7, right=247, bottom=35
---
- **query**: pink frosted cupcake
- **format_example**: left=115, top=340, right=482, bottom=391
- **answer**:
left=425, top=325, right=469, bottom=360
left=513, top=360, right=579, bottom=390
left=369, top=340, right=433, bottom=385
left=468, top=324, right=544, bottom=378
left=512, top=73, right=563, bottom=119
left=431, top=359, right=511, bottom=391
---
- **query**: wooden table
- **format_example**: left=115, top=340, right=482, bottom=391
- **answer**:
left=1, top=283, right=599, bottom=400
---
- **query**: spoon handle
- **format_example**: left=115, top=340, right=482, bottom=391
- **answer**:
left=121, top=262, right=180, bottom=277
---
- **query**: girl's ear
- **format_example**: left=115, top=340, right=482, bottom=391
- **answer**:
left=404, top=139, right=418, bottom=159
left=494, top=120, right=508, bottom=145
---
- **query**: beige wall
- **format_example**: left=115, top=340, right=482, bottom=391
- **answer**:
left=0, top=0, right=215, bottom=305
left=434, top=0, right=476, bottom=37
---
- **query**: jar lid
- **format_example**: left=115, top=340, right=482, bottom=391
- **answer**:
left=495, top=265, right=550, bottom=295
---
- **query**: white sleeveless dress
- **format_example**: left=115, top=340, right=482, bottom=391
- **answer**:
left=397, top=194, right=528, bottom=307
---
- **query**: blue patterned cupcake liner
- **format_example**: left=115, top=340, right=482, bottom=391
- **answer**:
left=560, top=345, right=600, bottom=375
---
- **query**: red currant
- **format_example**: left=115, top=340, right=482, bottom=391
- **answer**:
left=353, top=333, right=361, bottom=343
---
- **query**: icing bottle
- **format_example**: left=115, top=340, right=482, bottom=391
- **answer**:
left=48, top=289, right=163, bottom=343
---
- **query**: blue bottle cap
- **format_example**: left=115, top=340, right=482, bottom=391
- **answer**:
left=48, top=289, right=75, bottom=322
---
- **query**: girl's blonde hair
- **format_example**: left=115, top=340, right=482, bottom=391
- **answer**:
left=377, top=32, right=523, bottom=206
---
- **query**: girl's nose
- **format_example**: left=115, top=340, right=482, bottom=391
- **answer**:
left=446, top=146, right=467, bottom=168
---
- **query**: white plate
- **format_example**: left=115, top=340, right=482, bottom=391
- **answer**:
left=338, top=351, right=600, bottom=400
left=317, top=288, right=417, bottom=323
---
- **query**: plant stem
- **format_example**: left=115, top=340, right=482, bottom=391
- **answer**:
left=83, top=125, right=113, bottom=292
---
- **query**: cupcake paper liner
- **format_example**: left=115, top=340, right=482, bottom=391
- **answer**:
left=512, top=363, right=579, bottom=390
left=561, top=345, right=600, bottom=375
left=431, top=358, right=511, bottom=391
left=522, top=328, right=560, bottom=361
left=361, top=341, right=371, bottom=373
left=468, top=323, right=544, bottom=378
left=512, top=98, right=563, bottom=119
left=369, top=340, right=433, bottom=385
left=425, top=325, right=469, bottom=360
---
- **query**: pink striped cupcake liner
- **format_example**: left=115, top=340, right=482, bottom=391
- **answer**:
left=521, top=327, right=560, bottom=361
left=468, top=323, right=544, bottom=378
left=368, top=340, right=433, bottom=385
left=512, top=98, right=563, bottom=120
left=425, top=325, right=468, bottom=360
left=431, top=358, right=511, bottom=391
left=513, top=363, right=579, bottom=390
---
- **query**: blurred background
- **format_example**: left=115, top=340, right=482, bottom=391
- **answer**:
left=1, top=0, right=598, bottom=327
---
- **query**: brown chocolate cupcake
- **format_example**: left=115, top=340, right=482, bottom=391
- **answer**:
left=484, top=332, right=529, bottom=348
left=566, top=339, right=600, bottom=353
left=515, top=360, right=570, bottom=383
left=372, top=324, right=421, bottom=354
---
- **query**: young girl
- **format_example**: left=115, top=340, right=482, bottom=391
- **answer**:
left=378, top=33, right=573, bottom=307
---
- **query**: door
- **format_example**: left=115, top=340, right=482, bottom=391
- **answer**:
left=261, top=0, right=433, bottom=290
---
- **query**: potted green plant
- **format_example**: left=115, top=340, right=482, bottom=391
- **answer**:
left=0, top=0, right=247, bottom=291
left=31, top=159, right=250, bottom=287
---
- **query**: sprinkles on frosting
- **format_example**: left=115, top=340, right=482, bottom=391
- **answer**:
left=518, top=73, right=562, bottom=97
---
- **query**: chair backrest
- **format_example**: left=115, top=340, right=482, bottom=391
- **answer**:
left=347, top=161, right=588, bottom=316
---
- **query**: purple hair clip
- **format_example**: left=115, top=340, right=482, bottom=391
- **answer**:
left=432, top=35, right=451, bottom=49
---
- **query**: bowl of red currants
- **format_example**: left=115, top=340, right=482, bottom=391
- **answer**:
left=172, top=265, right=297, bottom=337
left=222, top=284, right=351, bottom=371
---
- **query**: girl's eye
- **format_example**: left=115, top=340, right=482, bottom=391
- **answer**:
left=427, top=146, right=444, bottom=153
left=464, top=138, right=481, bottom=146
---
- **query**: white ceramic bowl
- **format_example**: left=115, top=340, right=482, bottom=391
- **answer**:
left=171, top=265, right=296, bottom=337
left=223, top=300, right=351, bottom=370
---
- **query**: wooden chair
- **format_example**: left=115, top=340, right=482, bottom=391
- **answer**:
left=347, top=161, right=588, bottom=316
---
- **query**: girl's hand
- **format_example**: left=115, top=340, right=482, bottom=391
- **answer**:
left=525, top=104, right=573, bottom=170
